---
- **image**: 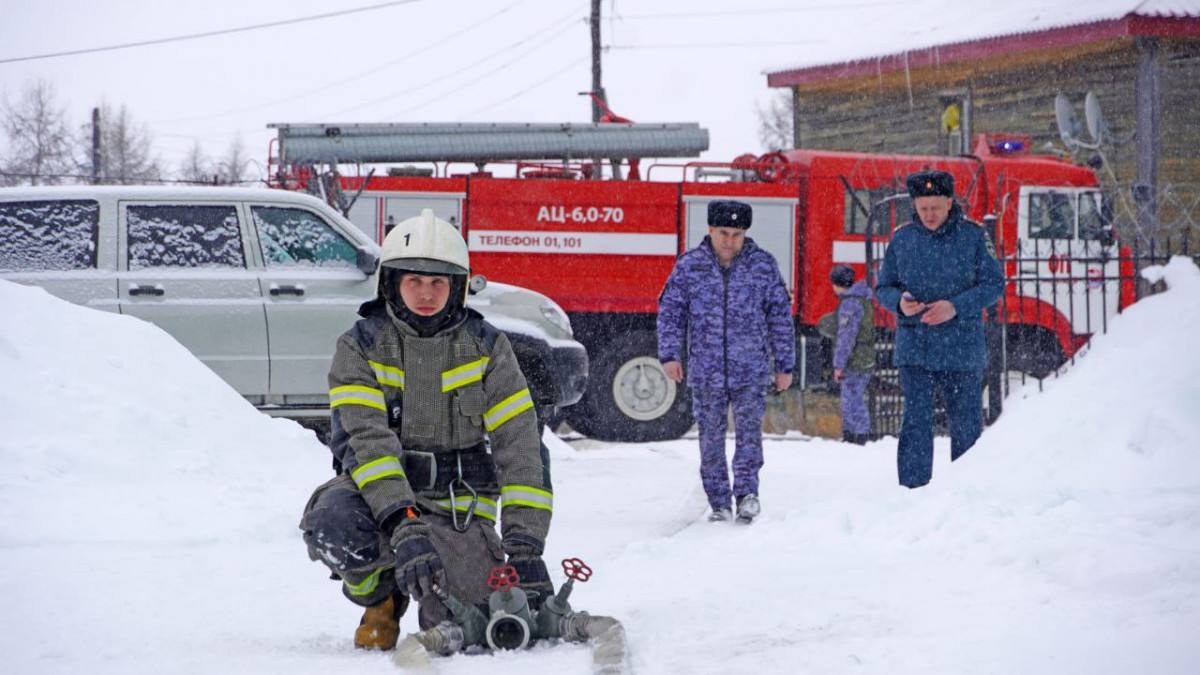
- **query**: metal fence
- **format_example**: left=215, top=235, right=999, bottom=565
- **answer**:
left=861, top=235, right=1195, bottom=439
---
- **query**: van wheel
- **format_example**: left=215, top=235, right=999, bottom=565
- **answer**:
left=564, top=332, right=693, bottom=442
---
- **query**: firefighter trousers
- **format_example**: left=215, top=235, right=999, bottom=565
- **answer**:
left=692, top=386, right=767, bottom=510
left=896, top=367, right=983, bottom=488
left=300, top=474, right=505, bottom=629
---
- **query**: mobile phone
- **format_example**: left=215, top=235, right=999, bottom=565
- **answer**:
left=902, top=291, right=916, bottom=302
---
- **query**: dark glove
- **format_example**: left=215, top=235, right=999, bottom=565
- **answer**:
left=507, top=554, right=554, bottom=609
left=390, top=518, right=446, bottom=602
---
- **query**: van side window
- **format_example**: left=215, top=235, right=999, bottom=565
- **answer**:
left=250, top=206, right=357, bottom=268
left=0, top=200, right=99, bottom=271
left=127, top=205, right=244, bottom=269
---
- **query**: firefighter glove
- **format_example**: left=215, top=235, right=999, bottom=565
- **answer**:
left=390, top=518, right=446, bottom=602
left=507, top=554, right=554, bottom=610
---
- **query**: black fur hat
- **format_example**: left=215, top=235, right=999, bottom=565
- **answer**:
left=707, top=200, right=753, bottom=229
left=906, top=170, right=955, bottom=199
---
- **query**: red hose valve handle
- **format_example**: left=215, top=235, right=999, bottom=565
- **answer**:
left=561, top=557, right=593, bottom=582
left=488, top=565, right=520, bottom=592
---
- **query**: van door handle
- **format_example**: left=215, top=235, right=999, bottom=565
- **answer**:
left=128, top=284, right=165, bottom=297
left=269, top=284, right=305, bottom=297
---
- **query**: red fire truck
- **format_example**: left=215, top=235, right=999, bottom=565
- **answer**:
left=268, top=123, right=1127, bottom=442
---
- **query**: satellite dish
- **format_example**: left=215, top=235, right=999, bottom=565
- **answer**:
left=1054, top=92, right=1080, bottom=149
left=1084, top=91, right=1107, bottom=145
left=1054, top=93, right=1097, bottom=150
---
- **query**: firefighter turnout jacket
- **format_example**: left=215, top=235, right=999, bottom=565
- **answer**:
left=327, top=299, right=552, bottom=556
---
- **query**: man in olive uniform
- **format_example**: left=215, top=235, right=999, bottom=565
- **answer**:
left=300, top=209, right=554, bottom=649
left=875, top=171, right=1004, bottom=488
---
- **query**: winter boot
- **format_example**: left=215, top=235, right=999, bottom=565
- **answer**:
left=735, top=494, right=761, bottom=524
left=707, top=507, right=733, bottom=522
left=354, top=593, right=408, bottom=650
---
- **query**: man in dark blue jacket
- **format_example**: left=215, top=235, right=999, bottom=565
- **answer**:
left=658, top=200, right=795, bottom=523
left=875, top=171, right=1004, bottom=488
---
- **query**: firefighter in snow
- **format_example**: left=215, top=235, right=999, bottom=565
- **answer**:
left=657, top=200, right=795, bottom=523
left=875, top=171, right=1004, bottom=488
left=300, top=209, right=554, bottom=649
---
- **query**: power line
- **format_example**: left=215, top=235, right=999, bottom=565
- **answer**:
left=609, top=40, right=823, bottom=50
left=466, top=55, right=590, bottom=118
left=617, top=1, right=906, bottom=20
left=315, top=3, right=587, bottom=119
left=387, top=15, right=585, bottom=119
left=0, top=0, right=424, bottom=65
left=150, top=0, right=526, bottom=126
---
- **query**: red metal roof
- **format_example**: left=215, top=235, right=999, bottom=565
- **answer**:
left=767, top=10, right=1200, bottom=88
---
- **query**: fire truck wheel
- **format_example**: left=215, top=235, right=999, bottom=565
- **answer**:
left=1005, top=325, right=1065, bottom=379
left=564, top=334, right=694, bottom=442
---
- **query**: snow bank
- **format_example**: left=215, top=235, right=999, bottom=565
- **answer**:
left=1, top=258, right=1197, bottom=674
left=0, top=280, right=329, bottom=544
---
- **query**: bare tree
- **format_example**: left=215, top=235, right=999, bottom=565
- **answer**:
left=178, top=141, right=214, bottom=184
left=81, top=101, right=163, bottom=184
left=756, top=88, right=794, bottom=152
left=217, top=135, right=250, bottom=185
left=1, top=79, right=75, bottom=185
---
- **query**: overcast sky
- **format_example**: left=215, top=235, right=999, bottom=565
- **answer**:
left=0, top=0, right=859, bottom=178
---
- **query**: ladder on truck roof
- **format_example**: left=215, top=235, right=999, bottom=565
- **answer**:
left=267, top=121, right=710, bottom=165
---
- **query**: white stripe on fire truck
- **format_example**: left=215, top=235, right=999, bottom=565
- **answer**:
left=831, top=240, right=889, bottom=265
left=469, top=230, right=677, bottom=257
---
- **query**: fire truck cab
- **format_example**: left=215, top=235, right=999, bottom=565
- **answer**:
left=268, top=123, right=1123, bottom=443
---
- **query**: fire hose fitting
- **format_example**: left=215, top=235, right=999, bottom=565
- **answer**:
left=484, top=565, right=534, bottom=650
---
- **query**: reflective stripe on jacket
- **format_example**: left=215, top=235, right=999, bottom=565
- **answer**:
left=327, top=303, right=551, bottom=553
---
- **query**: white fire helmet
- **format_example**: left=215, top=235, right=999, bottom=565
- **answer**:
left=380, top=208, right=469, bottom=277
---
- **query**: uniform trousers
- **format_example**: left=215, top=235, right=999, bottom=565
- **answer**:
left=692, top=386, right=767, bottom=510
left=897, top=366, right=983, bottom=488
left=839, top=371, right=872, bottom=435
left=300, top=474, right=504, bottom=629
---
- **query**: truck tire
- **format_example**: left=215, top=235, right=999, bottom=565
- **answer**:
left=1005, top=325, right=1065, bottom=379
left=564, top=332, right=693, bottom=442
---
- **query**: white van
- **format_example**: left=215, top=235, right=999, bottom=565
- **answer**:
left=0, top=186, right=587, bottom=427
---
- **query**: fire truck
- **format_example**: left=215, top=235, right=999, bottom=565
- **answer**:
left=268, top=122, right=1127, bottom=443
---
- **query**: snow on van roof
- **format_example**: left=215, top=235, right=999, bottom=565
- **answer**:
left=0, top=184, right=327, bottom=204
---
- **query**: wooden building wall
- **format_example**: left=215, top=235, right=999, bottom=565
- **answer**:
left=786, top=37, right=1200, bottom=237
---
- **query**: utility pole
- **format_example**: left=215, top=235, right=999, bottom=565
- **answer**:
left=91, top=107, right=101, bottom=185
left=590, top=0, right=605, bottom=123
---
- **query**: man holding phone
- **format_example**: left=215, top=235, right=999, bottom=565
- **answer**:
left=875, top=171, right=1004, bottom=488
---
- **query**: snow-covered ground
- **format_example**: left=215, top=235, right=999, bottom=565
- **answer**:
left=2, top=257, right=1198, bottom=674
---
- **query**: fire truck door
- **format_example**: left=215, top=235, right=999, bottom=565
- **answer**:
left=682, top=196, right=797, bottom=296
left=1016, top=187, right=1118, bottom=336
left=346, top=193, right=465, bottom=244
left=384, top=195, right=463, bottom=237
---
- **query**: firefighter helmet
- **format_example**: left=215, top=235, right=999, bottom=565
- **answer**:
left=378, top=209, right=471, bottom=334
left=380, top=208, right=469, bottom=276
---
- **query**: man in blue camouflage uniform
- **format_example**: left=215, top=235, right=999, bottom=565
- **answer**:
left=657, top=200, right=795, bottom=523
left=829, top=265, right=875, bottom=445
left=875, top=171, right=1004, bottom=488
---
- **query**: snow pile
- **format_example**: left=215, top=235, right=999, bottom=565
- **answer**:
left=1, top=257, right=1197, bottom=674
left=0, top=280, right=328, bottom=543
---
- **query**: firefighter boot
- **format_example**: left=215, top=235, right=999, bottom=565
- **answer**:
left=354, top=593, right=408, bottom=650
